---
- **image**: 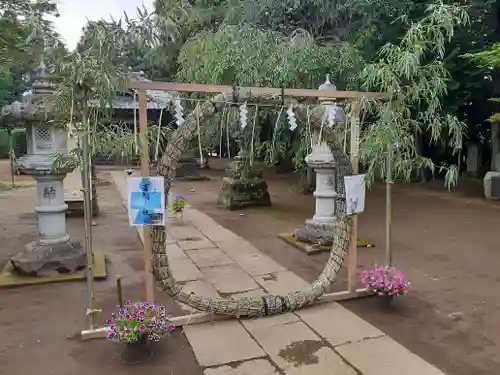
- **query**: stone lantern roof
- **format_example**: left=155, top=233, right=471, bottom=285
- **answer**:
left=1, top=58, right=55, bottom=121
left=314, top=74, right=345, bottom=125
left=318, top=74, right=337, bottom=103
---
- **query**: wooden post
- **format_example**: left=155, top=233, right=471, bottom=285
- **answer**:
left=138, top=89, right=155, bottom=303
left=347, top=100, right=361, bottom=293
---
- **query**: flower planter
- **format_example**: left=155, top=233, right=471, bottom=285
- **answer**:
left=120, top=335, right=153, bottom=364
left=107, top=301, right=176, bottom=362
left=379, top=294, right=394, bottom=308
left=361, top=265, right=409, bottom=306
left=171, top=211, right=184, bottom=226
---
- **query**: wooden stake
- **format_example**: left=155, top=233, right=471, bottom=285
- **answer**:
left=347, top=100, right=361, bottom=293
left=138, top=89, right=155, bottom=303
left=80, top=288, right=372, bottom=340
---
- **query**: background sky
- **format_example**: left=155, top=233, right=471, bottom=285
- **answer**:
left=51, top=0, right=154, bottom=50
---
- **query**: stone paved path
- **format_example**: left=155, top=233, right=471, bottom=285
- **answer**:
left=111, top=171, right=447, bottom=375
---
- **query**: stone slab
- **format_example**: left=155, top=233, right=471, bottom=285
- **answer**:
left=184, top=208, right=218, bottom=227
left=167, top=225, right=204, bottom=241
left=179, top=238, right=216, bottom=251
left=336, top=335, right=447, bottom=375
left=296, top=303, right=384, bottom=347
left=169, top=258, right=204, bottom=282
left=215, top=239, right=261, bottom=257
left=200, top=225, right=240, bottom=242
left=241, top=312, right=300, bottom=332
left=184, top=320, right=265, bottom=367
left=201, top=264, right=261, bottom=294
left=247, top=320, right=356, bottom=375
left=166, top=243, right=188, bottom=261
left=230, top=252, right=286, bottom=276
left=186, top=248, right=235, bottom=268
left=203, top=358, right=278, bottom=375
left=255, top=271, right=310, bottom=295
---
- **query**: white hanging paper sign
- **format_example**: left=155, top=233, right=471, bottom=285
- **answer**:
left=174, top=99, right=185, bottom=126
left=326, top=104, right=337, bottom=128
left=239, top=102, right=248, bottom=129
left=344, top=174, right=366, bottom=215
left=287, top=103, right=297, bottom=131
left=127, top=176, right=165, bottom=226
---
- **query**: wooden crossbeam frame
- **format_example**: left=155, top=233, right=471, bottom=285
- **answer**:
left=81, top=81, right=388, bottom=340
left=128, top=81, right=390, bottom=100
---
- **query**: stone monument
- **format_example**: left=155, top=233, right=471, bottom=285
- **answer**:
left=175, top=148, right=209, bottom=181
left=3, top=61, right=86, bottom=276
left=484, top=122, right=500, bottom=200
left=293, top=142, right=338, bottom=247
left=218, top=149, right=271, bottom=210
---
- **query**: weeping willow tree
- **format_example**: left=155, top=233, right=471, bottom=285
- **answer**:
left=359, top=2, right=468, bottom=188
left=158, top=0, right=470, bottom=185
left=175, top=24, right=362, bottom=171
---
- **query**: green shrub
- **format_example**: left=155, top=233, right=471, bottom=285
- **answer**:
left=0, top=128, right=27, bottom=158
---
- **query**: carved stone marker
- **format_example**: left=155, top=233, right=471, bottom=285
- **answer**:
left=218, top=149, right=271, bottom=210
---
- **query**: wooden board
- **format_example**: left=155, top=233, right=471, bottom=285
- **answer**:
left=127, top=81, right=390, bottom=100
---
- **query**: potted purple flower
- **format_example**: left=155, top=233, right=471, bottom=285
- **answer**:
left=106, top=301, right=176, bottom=363
left=171, top=194, right=186, bottom=225
left=361, top=265, right=409, bottom=304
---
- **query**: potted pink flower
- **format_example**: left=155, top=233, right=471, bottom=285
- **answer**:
left=106, top=301, right=176, bottom=363
left=361, top=265, right=409, bottom=303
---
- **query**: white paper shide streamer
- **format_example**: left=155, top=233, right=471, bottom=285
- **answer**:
left=324, top=103, right=338, bottom=128
left=174, top=99, right=185, bottom=126
left=239, top=102, right=248, bottom=129
left=287, top=103, right=297, bottom=131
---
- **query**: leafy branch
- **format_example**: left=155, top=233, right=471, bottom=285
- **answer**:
left=359, top=1, right=468, bottom=188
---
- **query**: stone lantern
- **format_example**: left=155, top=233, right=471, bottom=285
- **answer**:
left=293, top=142, right=338, bottom=248
left=292, top=75, right=342, bottom=250
left=3, top=60, right=85, bottom=276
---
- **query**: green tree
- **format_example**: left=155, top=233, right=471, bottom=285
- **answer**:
left=360, top=2, right=468, bottom=187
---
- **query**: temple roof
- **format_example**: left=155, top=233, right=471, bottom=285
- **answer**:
left=1, top=68, right=174, bottom=120
left=88, top=70, right=176, bottom=110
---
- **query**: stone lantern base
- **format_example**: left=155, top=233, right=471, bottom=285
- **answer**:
left=11, top=240, right=85, bottom=276
left=293, top=220, right=336, bottom=246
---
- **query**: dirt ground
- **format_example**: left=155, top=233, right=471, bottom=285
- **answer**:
left=170, top=158, right=500, bottom=375
left=0, top=162, right=202, bottom=375
left=2, top=157, right=500, bottom=375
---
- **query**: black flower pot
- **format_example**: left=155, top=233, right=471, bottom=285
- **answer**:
left=120, top=335, right=153, bottom=364
left=379, top=294, right=394, bottom=308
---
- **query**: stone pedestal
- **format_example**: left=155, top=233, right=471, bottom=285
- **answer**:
left=483, top=171, right=500, bottom=200
left=10, top=154, right=85, bottom=276
left=218, top=150, right=271, bottom=210
left=294, top=142, right=337, bottom=246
